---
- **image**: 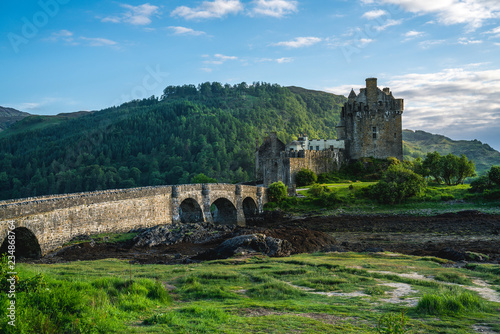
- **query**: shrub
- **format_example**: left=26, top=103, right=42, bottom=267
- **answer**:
left=370, top=165, right=426, bottom=204
left=296, top=168, right=317, bottom=187
left=309, top=184, right=324, bottom=197
left=268, top=181, right=287, bottom=202
left=191, top=173, right=217, bottom=184
left=469, top=175, right=492, bottom=193
left=440, top=194, right=455, bottom=201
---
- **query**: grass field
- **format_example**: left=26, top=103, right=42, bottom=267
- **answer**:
left=3, top=252, right=499, bottom=333
left=292, top=182, right=500, bottom=216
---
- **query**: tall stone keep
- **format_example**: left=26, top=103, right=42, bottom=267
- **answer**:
left=336, top=78, right=403, bottom=161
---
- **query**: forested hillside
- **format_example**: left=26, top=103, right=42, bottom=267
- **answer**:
left=0, top=82, right=344, bottom=200
left=403, top=130, right=500, bottom=175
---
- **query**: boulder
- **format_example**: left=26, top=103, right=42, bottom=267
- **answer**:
left=133, top=222, right=236, bottom=247
left=210, top=234, right=292, bottom=258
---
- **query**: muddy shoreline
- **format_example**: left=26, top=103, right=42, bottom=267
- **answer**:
left=32, top=210, right=500, bottom=265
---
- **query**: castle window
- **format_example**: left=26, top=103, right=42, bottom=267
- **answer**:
left=372, top=127, right=377, bottom=139
left=310, top=146, right=313, bottom=150
left=316, top=146, right=319, bottom=151
left=394, top=133, right=397, bottom=139
left=330, top=145, right=334, bottom=150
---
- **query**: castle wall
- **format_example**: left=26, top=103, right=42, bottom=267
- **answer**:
left=284, top=150, right=344, bottom=185
left=349, top=110, right=403, bottom=160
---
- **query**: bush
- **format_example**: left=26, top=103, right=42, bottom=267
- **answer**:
left=370, top=165, right=426, bottom=204
left=440, top=194, right=455, bottom=201
left=268, top=181, right=287, bottom=202
left=309, top=184, right=324, bottom=197
left=469, top=175, right=493, bottom=193
left=296, top=168, right=317, bottom=187
left=488, top=165, right=500, bottom=186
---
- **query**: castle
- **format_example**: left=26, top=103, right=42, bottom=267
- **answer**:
left=255, top=78, right=404, bottom=186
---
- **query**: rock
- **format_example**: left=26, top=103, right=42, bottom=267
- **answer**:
left=438, top=248, right=467, bottom=261
left=132, top=222, right=237, bottom=247
left=208, top=234, right=293, bottom=259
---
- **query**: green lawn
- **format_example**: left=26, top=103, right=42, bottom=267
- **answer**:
left=292, top=182, right=500, bottom=216
left=3, top=252, right=499, bottom=333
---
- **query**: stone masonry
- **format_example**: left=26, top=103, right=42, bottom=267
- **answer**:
left=0, top=184, right=267, bottom=256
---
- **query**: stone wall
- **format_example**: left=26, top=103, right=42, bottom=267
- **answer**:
left=0, top=184, right=266, bottom=256
left=284, top=150, right=343, bottom=185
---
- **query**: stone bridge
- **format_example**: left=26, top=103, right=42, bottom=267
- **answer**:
left=0, top=184, right=267, bottom=258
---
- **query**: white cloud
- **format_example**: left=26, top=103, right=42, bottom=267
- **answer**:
left=362, top=9, right=387, bottom=19
left=13, top=97, right=77, bottom=113
left=371, top=0, right=500, bottom=30
left=250, top=0, right=298, bottom=17
left=458, top=37, right=483, bottom=45
left=171, top=0, right=243, bottom=20
left=102, top=3, right=160, bottom=25
left=203, top=54, right=238, bottom=65
left=258, top=57, right=294, bottom=63
left=418, top=39, right=446, bottom=49
left=359, top=38, right=374, bottom=45
left=47, top=30, right=117, bottom=47
left=374, top=18, right=403, bottom=31
left=272, top=36, right=322, bottom=48
left=168, top=26, right=206, bottom=36
left=405, top=30, right=424, bottom=38
left=80, top=37, right=118, bottom=47
left=47, top=30, right=75, bottom=44
left=485, top=26, right=500, bottom=38
left=276, top=57, right=293, bottom=63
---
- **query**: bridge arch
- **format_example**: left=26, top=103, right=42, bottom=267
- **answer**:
left=0, top=227, right=42, bottom=259
left=242, top=197, right=258, bottom=221
left=179, top=198, right=204, bottom=223
left=211, top=198, right=237, bottom=225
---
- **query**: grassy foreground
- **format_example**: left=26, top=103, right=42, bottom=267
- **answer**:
left=2, top=252, right=499, bottom=333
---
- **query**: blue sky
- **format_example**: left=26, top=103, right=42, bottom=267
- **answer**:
left=1, top=0, right=500, bottom=150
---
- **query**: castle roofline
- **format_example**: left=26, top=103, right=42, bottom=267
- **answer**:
left=348, top=89, right=356, bottom=99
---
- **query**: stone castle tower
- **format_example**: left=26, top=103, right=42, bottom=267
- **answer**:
left=336, top=78, right=403, bottom=160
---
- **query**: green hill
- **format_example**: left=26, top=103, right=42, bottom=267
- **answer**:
left=403, top=129, right=500, bottom=175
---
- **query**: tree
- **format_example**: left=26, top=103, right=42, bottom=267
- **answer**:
left=191, top=173, right=217, bottom=184
left=441, top=154, right=458, bottom=186
left=370, top=165, right=426, bottom=204
left=488, top=166, right=500, bottom=186
left=268, top=181, right=287, bottom=202
left=456, top=154, right=476, bottom=185
left=422, top=151, right=442, bottom=183
left=295, top=168, right=317, bottom=187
